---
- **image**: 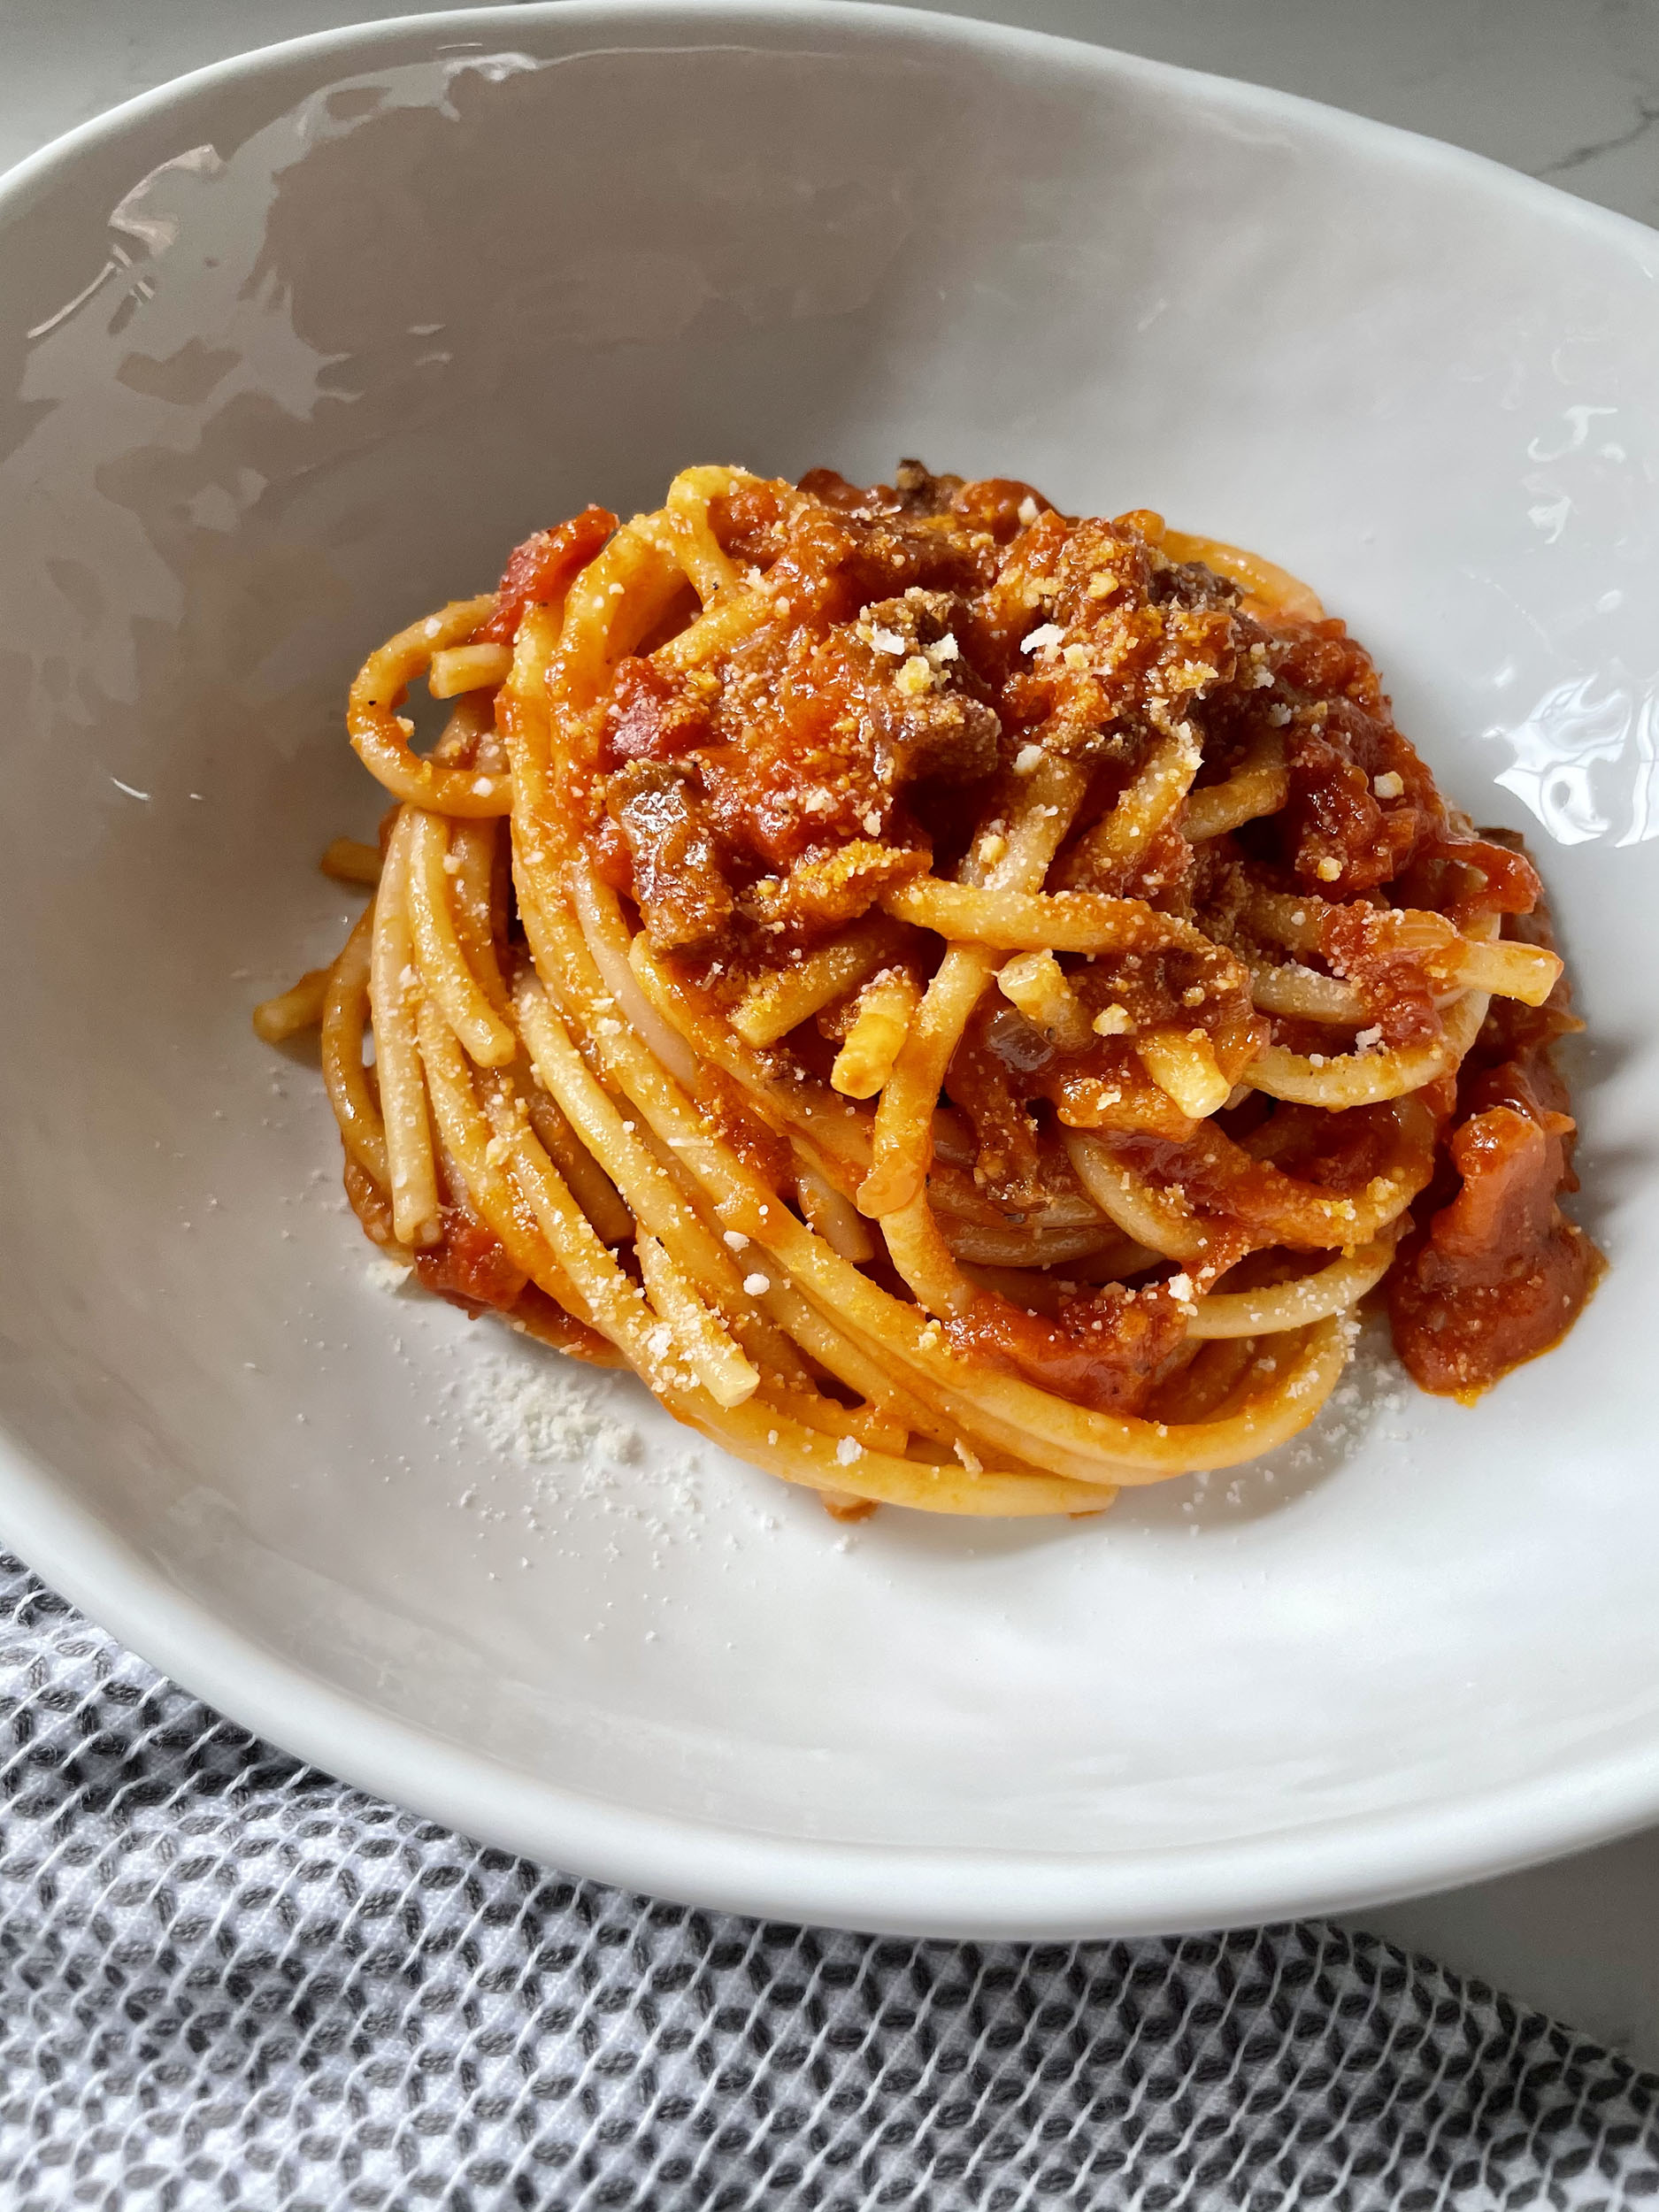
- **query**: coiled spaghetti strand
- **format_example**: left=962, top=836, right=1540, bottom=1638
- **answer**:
left=319, top=904, right=389, bottom=1191
left=349, top=595, right=506, bottom=815
left=368, top=814, right=442, bottom=1248
left=404, top=810, right=517, bottom=1067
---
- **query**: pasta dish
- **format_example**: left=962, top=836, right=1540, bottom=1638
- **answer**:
left=257, top=464, right=1600, bottom=1519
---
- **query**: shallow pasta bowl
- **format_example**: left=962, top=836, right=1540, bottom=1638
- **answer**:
left=2, top=1, right=1658, bottom=1939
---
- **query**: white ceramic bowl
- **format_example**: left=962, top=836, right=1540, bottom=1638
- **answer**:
left=3, top=1, right=1658, bottom=1939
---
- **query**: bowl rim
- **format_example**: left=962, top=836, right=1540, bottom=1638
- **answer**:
left=4, top=0, right=1659, bottom=1939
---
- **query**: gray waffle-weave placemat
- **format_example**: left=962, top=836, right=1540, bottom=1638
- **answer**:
left=3, top=1552, right=1656, bottom=2211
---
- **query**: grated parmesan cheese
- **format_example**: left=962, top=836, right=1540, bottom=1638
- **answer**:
left=463, top=1349, right=641, bottom=1469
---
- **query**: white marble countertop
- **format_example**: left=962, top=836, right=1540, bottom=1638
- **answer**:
left=9, top=0, right=1659, bottom=2070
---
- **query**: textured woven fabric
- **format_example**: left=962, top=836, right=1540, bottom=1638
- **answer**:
left=3, top=1554, right=1657, bottom=2211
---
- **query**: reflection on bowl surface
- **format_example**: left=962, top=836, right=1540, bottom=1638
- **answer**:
left=2, top=3, right=1658, bottom=1937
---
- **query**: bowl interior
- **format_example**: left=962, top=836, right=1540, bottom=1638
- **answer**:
left=3, top=3, right=1659, bottom=1933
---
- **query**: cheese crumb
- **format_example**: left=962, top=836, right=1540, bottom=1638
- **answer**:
left=742, top=1272, right=772, bottom=1295
left=723, top=1230, right=749, bottom=1250
left=1372, top=771, right=1405, bottom=799
left=1266, top=703, right=1292, bottom=726
left=1355, top=1025, right=1384, bottom=1050
left=1020, top=623, right=1064, bottom=654
left=1017, top=495, right=1041, bottom=527
left=868, top=625, right=905, bottom=656
left=1166, top=1272, right=1194, bottom=1302
left=862, top=809, right=883, bottom=835
left=978, top=832, right=1009, bottom=866
left=954, top=1439, right=984, bottom=1474
left=1012, top=743, right=1044, bottom=775
left=1062, top=643, right=1091, bottom=671
left=834, top=1435, right=864, bottom=1466
left=1316, top=856, right=1342, bottom=882
left=1093, top=1004, right=1133, bottom=1036
left=895, top=654, right=936, bottom=696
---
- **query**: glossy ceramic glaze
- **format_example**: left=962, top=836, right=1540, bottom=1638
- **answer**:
left=2, top=1, right=1657, bottom=1937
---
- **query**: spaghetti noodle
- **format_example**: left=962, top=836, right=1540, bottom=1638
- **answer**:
left=257, top=463, right=1601, bottom=1520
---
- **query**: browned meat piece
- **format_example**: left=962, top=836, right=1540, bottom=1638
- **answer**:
left=611, top=762, right=734, bottom=952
